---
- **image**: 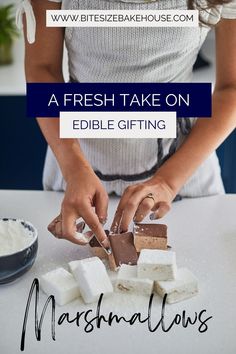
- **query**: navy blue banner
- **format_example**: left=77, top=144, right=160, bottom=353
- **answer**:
left=27, top=82, right=211, bottom=117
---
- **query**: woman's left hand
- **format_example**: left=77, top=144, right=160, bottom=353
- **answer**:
left=110, top=176, right=176, bottom=233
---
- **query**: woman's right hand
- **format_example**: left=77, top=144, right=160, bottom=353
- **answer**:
left=48, top=162, right=110, bottom=251
left=22, top=0, right=110, bottom=251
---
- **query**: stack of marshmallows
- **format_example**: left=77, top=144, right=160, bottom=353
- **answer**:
left=41, top=223, right=198, bottom=305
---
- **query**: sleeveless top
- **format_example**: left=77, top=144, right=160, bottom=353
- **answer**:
left=16, top=0, right=236, bottom=197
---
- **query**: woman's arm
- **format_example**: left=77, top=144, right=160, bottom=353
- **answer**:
left=155, top=19, right=236, bottom=193
left=111, top=19, right=236, bottom=233
left=24, top=0, right=110, bottom=249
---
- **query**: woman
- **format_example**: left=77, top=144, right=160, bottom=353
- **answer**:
left=17, top=0, right=236, bottom=249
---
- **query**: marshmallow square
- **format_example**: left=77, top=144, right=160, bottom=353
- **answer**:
left=134, top=223, right=167, bottom=252
left=155, top=268, right=198, bottom=304
left=68, top=260, right=80, bottom=273
left=116, top=264, right=153, bottom=296
left=108, top=232, right=138, bottom=271
left=89, top=232, right=109, bottom=260
left=40, top=267, right=80, bottom=306
left=137, top=249, right=177, bottom=281
left=71, top=257, right=113, bottom=304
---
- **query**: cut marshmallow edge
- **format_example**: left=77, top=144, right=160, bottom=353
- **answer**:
left=70, top=257, right=113, bottom=304
left=154, top=267, right=199, bottom=304
left=137, top=249, right=177, bottom=281
left=137, top=249, right=198, bottom=302
left=115, top=264, right=198, bottom=303
left=115, top=264, right=154, bottom=296
left=40, top=267, right=80, bottom=306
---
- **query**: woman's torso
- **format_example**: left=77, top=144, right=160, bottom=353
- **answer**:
left=43, top=0, right=225, bottom=196
left=63, top=0, right=210, bottom=83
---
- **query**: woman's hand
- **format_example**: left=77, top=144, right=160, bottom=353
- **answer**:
left=48, top=163, right=110, bottom=251
left=22, top=0, right=110, bottom=248
left=110, top=176, right=176, bottom=234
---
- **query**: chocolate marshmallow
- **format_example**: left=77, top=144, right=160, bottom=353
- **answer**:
left=108, top=232, right=138, bottom=271
left=89, top=230, right=109, bottom=260
left=133, top=223, right=167, bottom=252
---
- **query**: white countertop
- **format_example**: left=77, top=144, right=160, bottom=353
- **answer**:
left=0, top=190, right=235, bottom=354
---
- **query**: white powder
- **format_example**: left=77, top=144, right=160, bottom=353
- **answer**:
left=74, top=231, right=94, bottom=244
left=0, top=219, right=35, bottom=256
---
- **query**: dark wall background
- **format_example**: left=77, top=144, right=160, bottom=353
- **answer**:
left=0, top=95, right=236, bottom=192
left=1, top=96, right=47, bottom=190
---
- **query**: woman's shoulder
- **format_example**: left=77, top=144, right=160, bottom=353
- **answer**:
left=200, top=0, right=236, bottom=24
left=222, top=0, right=236, bottom=19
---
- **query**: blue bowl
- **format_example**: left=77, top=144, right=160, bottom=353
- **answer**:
left=0, top=218, right=38, bottom=284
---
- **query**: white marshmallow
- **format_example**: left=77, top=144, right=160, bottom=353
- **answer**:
left=116, top=264, right=153, bottom=296
left=68, top=260, right=81, bottom=273
left=155, top=268, right=198, bottom=304
left=71, top=257, right=113, bottom=304
left=74, top=231, right=94, bottom=244
left=40, top=267, right=80, bottom=306
left=137, top=249, right=177, bottom=281
left=105, top=264, right=118, bottom=286
left=107, top=271, right=117, bottom=286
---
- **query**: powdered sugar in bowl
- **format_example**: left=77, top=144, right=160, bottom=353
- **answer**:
left=0, top=218, right=38, bottom=284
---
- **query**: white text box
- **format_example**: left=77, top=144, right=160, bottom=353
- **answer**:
left=60, top=111, right=176, bottom=139
left=47, top=10, right=198, bottom=28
